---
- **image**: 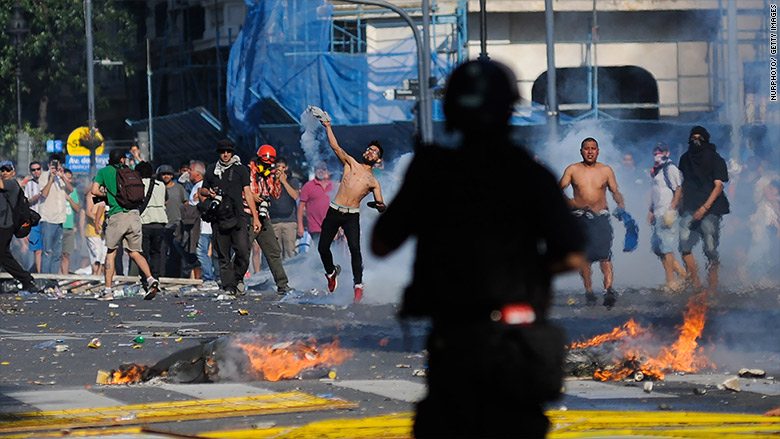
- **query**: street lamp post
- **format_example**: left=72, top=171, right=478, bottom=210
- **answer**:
left=6, top=1, right=29, bottom=132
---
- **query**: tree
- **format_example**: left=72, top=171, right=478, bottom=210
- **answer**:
left=0, top=0, right=138, bottom=133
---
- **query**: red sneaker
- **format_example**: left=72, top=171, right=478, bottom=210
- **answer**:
left=326, top=265, right=341, bottom=292
left=353, top=284, right=364, bottom=303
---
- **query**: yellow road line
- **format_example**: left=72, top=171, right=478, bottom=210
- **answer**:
left=2, top=406, right=777, bottom=438
left=0, top=392, right=357, bottom=435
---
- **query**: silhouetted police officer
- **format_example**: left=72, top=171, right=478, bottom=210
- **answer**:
left=372, top=60, right=586, bottom=438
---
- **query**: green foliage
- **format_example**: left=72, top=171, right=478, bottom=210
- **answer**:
left=0, top=123, right=54, bottom=164
left=0, top=0, right=138, bottom=129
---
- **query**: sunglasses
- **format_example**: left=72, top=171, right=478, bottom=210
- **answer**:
left=30, top=167, right=41, bottom=171
left=0, top=167, right=13, bottom=172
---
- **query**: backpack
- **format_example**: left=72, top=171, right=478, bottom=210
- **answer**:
left=3, top=186, right=41, bottom=238
left=113, top=166, right=146, bottom=209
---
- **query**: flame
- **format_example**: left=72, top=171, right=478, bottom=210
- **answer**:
left=109, top=364, right=150, bottom=384
left=574, top=292, right=715, bottom=381
left=235, top=338, right=353, bottom=382
left=569, top=318, right=648, bottom=349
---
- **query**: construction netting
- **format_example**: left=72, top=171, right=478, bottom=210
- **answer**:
left=227, top=0, right=456, bottom=135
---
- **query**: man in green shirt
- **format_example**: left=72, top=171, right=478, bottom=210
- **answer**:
left=90, top=149, right=160, bottom=300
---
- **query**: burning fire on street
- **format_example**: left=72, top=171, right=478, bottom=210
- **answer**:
left=568, top=292, right=715, bottom=382
left=98, top=336, right=353, bottom=385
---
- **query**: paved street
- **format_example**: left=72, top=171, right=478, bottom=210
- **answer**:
left=1, top=278, right=778, bottom=438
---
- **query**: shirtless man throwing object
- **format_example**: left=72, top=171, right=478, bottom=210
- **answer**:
left=560, top=137, right=626, bottom=308
left=318, top=118, right=385, bottom=302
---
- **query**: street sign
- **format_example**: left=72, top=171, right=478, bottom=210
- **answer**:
left=66, top=154, right=108, bottom=173
left=66, top=126, right=104, bottom=156
left=46, top=140, right=63, bottom=153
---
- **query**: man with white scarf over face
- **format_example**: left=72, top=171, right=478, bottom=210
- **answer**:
left=201, top=139, right=262, bottom=296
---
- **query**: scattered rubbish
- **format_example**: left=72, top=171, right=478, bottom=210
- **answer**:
left=108, top=303, right=119, bottom=308
left=36, top=323, right=47, bottom=328
left=175, top=337, right=183, bottom=342
left=693, top=388, right=707, bottom=395
left=252, top=422, right=277, bottom=429
left=412, top=369, right=427, bottom=377
left=152, top=314, right=162, bottom=318
left=33, top=381, right=56, bottom=385
left=114, top=413, right=137, bottom=422
left=134, top=336, right=145, bottom=344
left=238, top=309, right=249, bottom=315
left=132, top=345, right=143, bottom=349
left=33, top=340, right=57, bottom=349
left=96, top=370, right=110, bottom=384
left=176, top=329, right=200, bottom=336
left=328, top=370, right=337, bottom=379
left=215, top=294, right=234, bottom=301
left=378, top=338, right=389, bottom=347
left=88, top=338, right=102, bottom=349
left=720, top=377, right=741, bottom=392
left=658, top=403, right=673, bottom=410
left=118, top=343, right=133, bottom=347
left=558, top=405, right=568, bottom=411
left=643, top=382, right=653, bottom=393
left=55, top=345, right=69, bottom=352
left=396, top=364, right=411, bottom=368
left=738, top=368, right=766, bottom=378
left=1, top=362, right=9, bottom=365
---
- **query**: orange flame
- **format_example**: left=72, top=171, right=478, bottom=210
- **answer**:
left=574, top=292, right=715, bottom=381
left=569, top=318, right=648, bottom=349
left=109, top=364, right=150, bottom=384
left=235, top=338, right=353, bottom=382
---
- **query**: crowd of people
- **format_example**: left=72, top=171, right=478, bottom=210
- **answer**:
left=0, top=122, right=390, bottom=303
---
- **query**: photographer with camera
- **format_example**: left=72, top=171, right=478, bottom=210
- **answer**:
left=39, top=153, right=74, bottom=274
left=201, top=140, right=262, bottom=296
left=245, top=145, right=293, bottom=294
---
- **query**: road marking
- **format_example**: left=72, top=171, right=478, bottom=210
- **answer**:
left=0, top=392, right=357, bottom=435
left=564, top=379, right=676, bottom=399
left=4, top=389, right=124, bottom=411
left=159, top=383, right=275, bottom=399
left=333, top=379, right=426, bottom=402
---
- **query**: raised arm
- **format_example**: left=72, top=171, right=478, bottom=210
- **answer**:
left=321, top=121, right=351, bottom=165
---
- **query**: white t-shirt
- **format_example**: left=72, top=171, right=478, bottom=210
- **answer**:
left=38, top=171, right=68, bottom=224
left=190, top=180, right=211, bottom=235
left=24, top=179, right=41, bottom=213
left=650, top=163, right=683, bottom=217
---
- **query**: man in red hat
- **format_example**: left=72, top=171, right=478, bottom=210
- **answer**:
left=246, top=144, right=293, bottom=294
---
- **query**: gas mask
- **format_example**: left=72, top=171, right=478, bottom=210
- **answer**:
left=653, top=154, right=666, bottom=165
left=689, top=138, right=703, bottom=148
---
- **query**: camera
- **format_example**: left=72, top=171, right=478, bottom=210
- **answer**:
left=204, top=188, right=223, bottom=220
left=50, top=159, right=59, bottom=170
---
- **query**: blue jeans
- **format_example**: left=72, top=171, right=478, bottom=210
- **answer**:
left=197, top=233, right=215, bottom=281
left=40, top=222, right=63, bottom=274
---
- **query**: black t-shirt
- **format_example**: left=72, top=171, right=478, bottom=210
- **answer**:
left=678, top=144, right=730, bottom=215
left=203, top=163, right=251, bottom=218
left=268, top=176, right=301, bottom=223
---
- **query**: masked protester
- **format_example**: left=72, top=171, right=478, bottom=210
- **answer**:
left=677, top=126, right=730, bottom=294
left=246, top=145, right=293, bottom=294
left=372, top=59, right=585, bottom=439
left=648, top=143, right=687, bottom=292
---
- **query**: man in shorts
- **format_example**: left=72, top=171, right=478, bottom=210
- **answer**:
left=90, top=148, right=160, bottom=300
left=560, top=137, right=626, bottom=308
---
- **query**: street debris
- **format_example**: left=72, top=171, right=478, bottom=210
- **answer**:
left=693, top=388, right=707, bottom=395
left=643, top=381, right=653, bottom=393
left=88, top=338, right=101, bottom=349
left=412, top=369, right=427, bottom=377
left=738, top=368, right=766, bottom=378
left=97, top=335, right=353, bottom=385
left=719, top=377, right=741, bottom=392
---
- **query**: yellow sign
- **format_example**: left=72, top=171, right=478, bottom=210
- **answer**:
left=66, top=126, right=104, bottom=156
